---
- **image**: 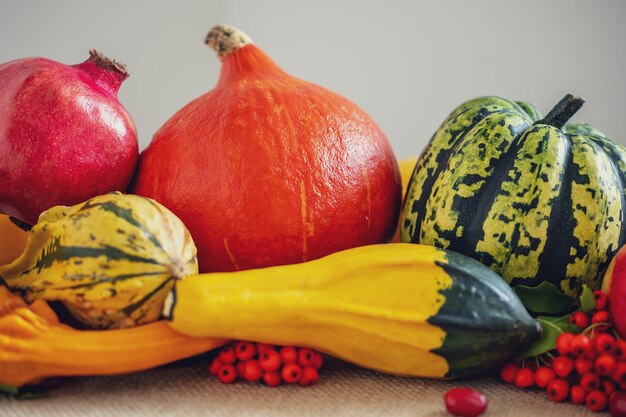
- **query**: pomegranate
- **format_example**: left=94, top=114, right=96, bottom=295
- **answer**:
left=0, top=50, right=138, bottom=225
left=132, top=24, right=401, bottom=272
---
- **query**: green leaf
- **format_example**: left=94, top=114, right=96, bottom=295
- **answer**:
left=514, top=282, right=574, bottom=314
left=0, top=384, right=18, bottom=396
left=516, top=314, right=578, bottom=359
left=580, top=285, right=595, bottom=314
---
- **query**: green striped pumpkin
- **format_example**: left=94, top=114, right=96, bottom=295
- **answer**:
left=400, top=95, right=626, bottom=297
left=0, top=192, right=197, bottom=329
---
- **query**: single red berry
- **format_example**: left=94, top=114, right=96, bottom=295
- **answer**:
left=297, top=348, right=316, bottom=368
left=262, top=371, right=282, bottom=387
left=612, top=362, right=626, bottom=385
left=236, top=361, right=247, bottom=378
left=595, top=353, right=618, bottom=376
left=444, top=388, right=488, bottom=417
left=299, top=366, right=319, bottom=386
left=514, top=368, right=534, bottom=389
left=235, top=341, right=256, bottom=361
left=575, top=357, right=593, bottom=375
left=610, top=391, right=626, bottom=417
left=280, top=347, right=298, bottom=364
left=580, top=372, right=601, bottom=391
left=569, top=311, right=590, bottom=329
left=312, top=352, right=324, bottom=370
left=570, top=385, right=586, bottom=405
left=594, top=333, right=616, bottom=355
left=500, top=362, right=520, bottom=384
left=593, top=290, right=608, bottom=311
left=547, top=379, right=569, bottom=402
left=602, top=379, right=617, bottom=395
left=534, top=366, right=555, bottom=389
left=281, top=363, right=302, bottom=384
left=586, top=390, right=608, bottom=412
left=219, top=346, right=237, bottom=364
left=256, top=343, right=274, bottom=355
left=242, top=360, right=263, bottom=382
left=217, top=364, right=237, bottom=384
left=553, top=356, right=574, bottom=378
left=571, top=334, right=592, bottom=357
left=259, top=349, right=282, bottom=372
left=615, top=340, right=626, bottom=361
left=209, top=357, right=223, bottom=375
left=592, top=310, right=611, bottom=331
left=556, top=332, right=575, bottom=356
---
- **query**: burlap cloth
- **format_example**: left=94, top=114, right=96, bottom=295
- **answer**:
left=2, top=355, right=594, bottom=416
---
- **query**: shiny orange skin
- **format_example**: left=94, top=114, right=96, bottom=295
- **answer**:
left=0, top=215, right=28, bottom=266
left=132, top=44, right=401, bottom=272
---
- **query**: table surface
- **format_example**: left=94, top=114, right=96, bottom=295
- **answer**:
left=2, top=355, right=594, bottom=416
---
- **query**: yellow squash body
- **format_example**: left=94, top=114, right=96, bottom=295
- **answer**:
left=0, top=287, right=225, bottom=387
left=166, top=243, right=540, bottom=379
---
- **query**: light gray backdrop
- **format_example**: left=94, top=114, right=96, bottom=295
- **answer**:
left=1, top=0, right=624, bottom=157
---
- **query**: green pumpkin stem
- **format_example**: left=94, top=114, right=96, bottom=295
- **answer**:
left=536, top=94, right=585, bottom=129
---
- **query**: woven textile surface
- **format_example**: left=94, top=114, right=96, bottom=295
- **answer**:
left=2, top=355, right=593, bottom=416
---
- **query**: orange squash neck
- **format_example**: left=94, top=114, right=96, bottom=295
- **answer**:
left=218, top=44, right=285, bottom=83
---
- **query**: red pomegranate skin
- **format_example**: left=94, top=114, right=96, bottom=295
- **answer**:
left=0, top=52, right=138, bottom=225
left=132, top=38, right=401, bottom=272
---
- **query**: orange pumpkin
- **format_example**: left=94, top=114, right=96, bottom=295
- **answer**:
left=0, top=215, right=28, bottom=266
left=132, top=24, right=401, bottom=272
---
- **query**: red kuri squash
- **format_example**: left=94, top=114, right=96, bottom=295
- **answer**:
left=132, top=24, right=400, bottom=272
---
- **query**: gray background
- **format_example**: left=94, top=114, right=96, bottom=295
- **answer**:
left=1, top=0, right=624, bottom=157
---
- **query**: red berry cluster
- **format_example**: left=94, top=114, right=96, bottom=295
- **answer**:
left=501, top=290, right=626, bottom=414
left=209, top=341, right=323, bottom=387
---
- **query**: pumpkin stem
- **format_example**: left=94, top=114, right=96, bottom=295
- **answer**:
left=205, top=24, right=253, bottom=61
left=536, top=94, right=585, bottom=129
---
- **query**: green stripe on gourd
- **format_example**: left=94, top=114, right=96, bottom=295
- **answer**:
left=0, top=192, right=198, bottom=329
left=401, top=95, right=626, bottom=297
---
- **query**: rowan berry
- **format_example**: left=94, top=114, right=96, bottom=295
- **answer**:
left=534, top=366, right=555, bottom=389
left=575, top=357, right=593, bottom=375
left=591, top=310, right=611, bottom=331
left=500, top=362, right=519, bottom=384
left=242, top=360, right=263, bottom=382
left=235, top=341, right=256, bottom=361
left=256, top=343, right=274, bottom=355
left=553, top=356, right=574, bottom=378
left=312, top=352, right=324, bottom=369
left=280, top=347, right=298, bottom=364
left=546, top=379, right=569, bottom=402
left=593, top=290, right=608, bottom=311
left=580, top=372, right=601, bottom=391
left=262, top=371, right=282, bottom=387
left=218, top=364, right=237, bottom=384
left=586, top=390, right=608, bottom=412
left=570, top=385, right=586, bottom=405
left=593, top=333, right=616, bottom=355
left=299, top=366, right=319, bottom=386
left=556, top=332, right=574, bottom=355
left=514, top=368, right=535, bottom=388
left=281, top=363, right=302, bottom=383
left=595, top=353, right=617, bottom=376
left=569, top=311, right=590, bottom=329
left=298, top=348, right=316, bottom=367
left=259, top=349, right=282, bottom=372
left=219, top=345, right=237, bottom=364
left=209, top=357, right=223, bottom=375
left=571, top=334, right=592, bottom=357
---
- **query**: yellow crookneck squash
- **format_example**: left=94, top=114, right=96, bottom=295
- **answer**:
left=0, top=286, right=225, bottom=388
left=165, top=243, right=540, bottom=379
